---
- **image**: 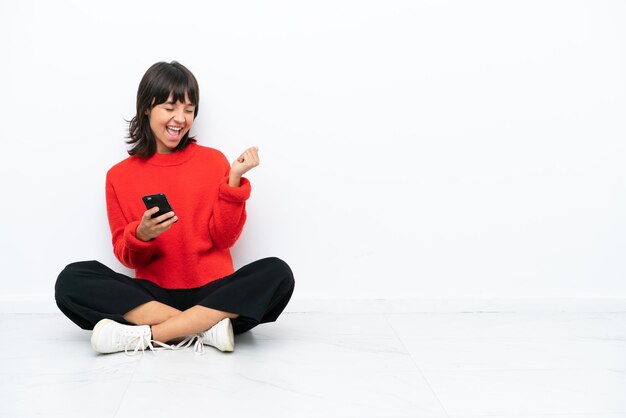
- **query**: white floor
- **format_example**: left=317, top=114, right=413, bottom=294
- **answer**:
left=1, top=311, right=625, bottom=418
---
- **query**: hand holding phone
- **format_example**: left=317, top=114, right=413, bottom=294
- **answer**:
left=142, top=193, right=175, bottom=222
left=136, top=194, right=178, bottom=242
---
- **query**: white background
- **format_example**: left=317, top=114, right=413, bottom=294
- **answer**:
left=1, top=0, right=625, bottom=311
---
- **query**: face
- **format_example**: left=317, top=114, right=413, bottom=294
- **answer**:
left=146, top=92, right=196, bottom=154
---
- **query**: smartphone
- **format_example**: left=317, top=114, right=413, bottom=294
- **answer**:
left=142, top=193, right=176, bottom=223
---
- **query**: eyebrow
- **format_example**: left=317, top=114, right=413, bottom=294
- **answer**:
left=164, top=100, right=196, bottom=107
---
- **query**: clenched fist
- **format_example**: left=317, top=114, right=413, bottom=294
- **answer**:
left=229, top=146, right=260, bottom=187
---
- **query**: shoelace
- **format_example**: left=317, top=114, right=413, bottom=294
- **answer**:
left=173, top=333, right=206, bottom=355
left=124, top=335, right=177, bottom=356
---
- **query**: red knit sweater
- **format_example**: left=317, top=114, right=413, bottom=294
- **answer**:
left=105, top=142, right=251, bottom=289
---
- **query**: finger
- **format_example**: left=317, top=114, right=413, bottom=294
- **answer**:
left=154, top=211, right=176, bottom=224
left=250, top=147, right=260, bottom=165
left=156, top=215, right=178, bottom=231
left=245, top=148, right=256, bottom=161
left=143, top=206, right=161, bottom=221
left=245, top=149, right=259, bottom=166
left=239, top=154, right=252, bottom=165
left=238, top=147, right=257, bottom=163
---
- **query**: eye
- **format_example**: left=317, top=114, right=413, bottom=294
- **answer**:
left=185, top=109, right=194, bottom=114
left=164, top=108, right=174, bottom=111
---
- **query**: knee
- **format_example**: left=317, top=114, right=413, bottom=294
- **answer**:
left=264, top=257, right=295, bottom=289
left=55, top=260, right=101, bottom=301
left=55, top=262, right=81, bottom=301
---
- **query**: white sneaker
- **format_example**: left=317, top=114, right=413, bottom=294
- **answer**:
left=176, top=318, right=235, bottom=354
left=201, top=318, right=234, bottom=352
left=91, top=319, right=163, bottom=355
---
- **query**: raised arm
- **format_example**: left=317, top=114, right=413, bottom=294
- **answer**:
left=208, top=147, right=259, bottom=248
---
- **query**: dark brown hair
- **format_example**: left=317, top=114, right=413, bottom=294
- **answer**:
left=126, top=61, right=200, bottom=158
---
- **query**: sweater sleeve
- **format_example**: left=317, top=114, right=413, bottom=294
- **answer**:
left=208, top=176, right=251, bottom=249
left=106, top=175, right=157, bottom=269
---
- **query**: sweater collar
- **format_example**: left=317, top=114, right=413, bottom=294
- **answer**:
left=145, top=142, right=198, bottom=167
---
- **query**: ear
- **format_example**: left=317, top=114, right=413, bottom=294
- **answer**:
left=144, top=109, right=151, bottom=116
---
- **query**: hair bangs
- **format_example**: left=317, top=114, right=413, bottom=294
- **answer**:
left=152, top=66, right=198, bottom=108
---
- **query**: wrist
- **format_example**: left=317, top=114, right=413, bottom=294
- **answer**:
left=228, top=173, right=241, bottom=187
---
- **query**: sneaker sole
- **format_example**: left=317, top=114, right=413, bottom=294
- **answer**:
left=91, top=318, right=114, bottom=353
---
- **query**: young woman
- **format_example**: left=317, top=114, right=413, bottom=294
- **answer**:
left=55, top=61, right=295, bottom=355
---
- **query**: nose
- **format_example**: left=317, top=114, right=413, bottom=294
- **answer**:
left=173, top=108, right=186, bottom=123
